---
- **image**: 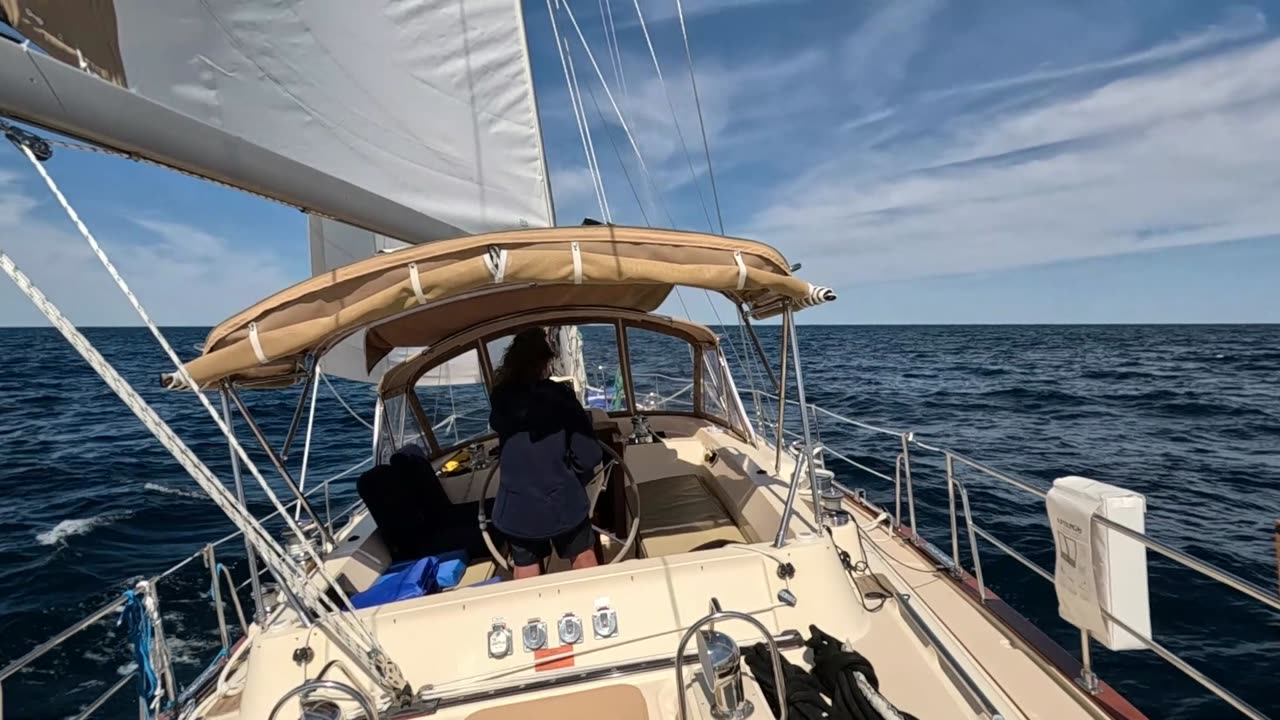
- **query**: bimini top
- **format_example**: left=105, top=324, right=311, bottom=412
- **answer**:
left=166, top=225, right=835, bottom=390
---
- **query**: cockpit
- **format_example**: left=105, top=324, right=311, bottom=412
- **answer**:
left=337, top=307, right=760, bottom=606
left=159, top=226, right=853, bottom=719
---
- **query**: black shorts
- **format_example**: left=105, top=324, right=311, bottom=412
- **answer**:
left=507, top=520, right=595, bottom=567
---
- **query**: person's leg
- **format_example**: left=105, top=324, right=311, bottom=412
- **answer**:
left=557, top=520, right=599, bottom=571
left=513, top=562, right=543, bottom=579
left=508, top=537, right=548, bottom=579
left=570, top=549, right=598, bottom=570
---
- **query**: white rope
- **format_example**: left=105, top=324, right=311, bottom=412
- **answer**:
left=571, top=241, right=584, bottom=284
left=629, top=0, right=716, bottom=231
left=733, top=251, right=747, bottom=290
left=547, top=0, right=608, bottom=222
left=295, top=366, right=323, bottom=521
left=11, top=147, right=406, bottom=695
left=320, top=370, right=376, bottom=431
left=137, top=580, right=173, bottom=715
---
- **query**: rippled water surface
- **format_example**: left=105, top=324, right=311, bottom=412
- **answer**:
left=0, top=325, right=1277, bottom=719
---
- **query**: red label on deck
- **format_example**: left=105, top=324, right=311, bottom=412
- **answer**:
left=533, top=645, right=575, bottom=671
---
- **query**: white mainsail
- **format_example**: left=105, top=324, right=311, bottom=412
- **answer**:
left=4, top=0, right=552, bottom=230
left=2, top=0, right=562, bottom=385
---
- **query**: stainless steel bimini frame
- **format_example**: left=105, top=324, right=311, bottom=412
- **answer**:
left=761, top=393, right=1279, bottom=720
left=764, top=304, right=824, bottom=536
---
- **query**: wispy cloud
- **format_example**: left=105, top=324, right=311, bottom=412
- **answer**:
left=734, top=18, right=1280, bottom=291
left=0, top=170, right=36, bottom=226
left=618, top=0, right=802, bottom=27
left=921, top=6, right=1268, bottom=103
left=837, top=0, right=945, bottom=111
left=545, top=33, right=828, bottom=227
left=0, top=179, right=297, bottom=326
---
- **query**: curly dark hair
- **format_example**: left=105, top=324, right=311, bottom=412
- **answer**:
left=493, top=327, right=555, bottom=388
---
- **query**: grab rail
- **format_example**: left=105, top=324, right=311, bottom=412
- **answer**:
left=673, top=602, right=788, bottom=720
left=0, top=457, right=371, bottom=720
left=761, top=396, right=1278, bottom=720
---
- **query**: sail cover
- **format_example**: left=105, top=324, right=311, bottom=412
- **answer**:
left=3, top=0, right=554, bottom=383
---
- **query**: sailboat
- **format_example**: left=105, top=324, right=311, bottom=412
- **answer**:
left=1, top=2, right=1276, bottom=719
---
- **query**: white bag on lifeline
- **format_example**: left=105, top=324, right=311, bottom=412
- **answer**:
left=1045, top=476, right=1152, bottom=651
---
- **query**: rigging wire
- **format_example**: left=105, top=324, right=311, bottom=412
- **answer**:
left=567, top=28, right=705, bottom=328
left=548, top=0, right=609, bottom=222
left=628, top=0, right=716, bottom=231
left=564, top=36, right=612, bottom=223
left=602, top=0, right=631, bottom=128
left=556, top=1, right=753, bottom=396
left=9, top=144, right=405, bottom=694
left=0, top=245, right=403, bottom=691
left=663, top=0, right=758, bottom=411
left=675, top=0, right=727, bottom=235
left=582, top=80, right=651, bottom=226
left=558, top=0, right=667, bottom=225
left=598, top=0, right=624, bottom=105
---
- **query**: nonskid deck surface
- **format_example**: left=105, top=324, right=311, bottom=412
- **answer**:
left=200, top=417, right=1105, bottom=720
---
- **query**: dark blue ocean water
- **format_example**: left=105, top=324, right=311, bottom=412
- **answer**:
left=0, top=325, right=1277, bottom=719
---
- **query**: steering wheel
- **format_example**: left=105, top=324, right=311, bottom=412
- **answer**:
left=478, top=441, right=641, bottom=571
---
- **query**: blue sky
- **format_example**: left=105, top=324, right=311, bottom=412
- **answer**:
left=3, top=0, right=1280, bottom=325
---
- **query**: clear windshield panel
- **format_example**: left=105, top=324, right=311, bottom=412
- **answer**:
left=580, top=324, right=628, bottom=412
left=626, top=327, right=696, bottom=413
left=377, top=391, right=419, bottom=462
left=700, top=348, right=732, bottom=423
left=415, top=348, right=491, bottom=448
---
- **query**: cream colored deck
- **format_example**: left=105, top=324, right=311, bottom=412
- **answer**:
left=195, top=414, right=1114, bottom=720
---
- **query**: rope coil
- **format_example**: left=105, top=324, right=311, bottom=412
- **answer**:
left=119, top=582, right=171, bottom=718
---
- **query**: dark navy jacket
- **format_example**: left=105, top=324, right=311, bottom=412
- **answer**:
left=489, top=379, right=602, bottom=540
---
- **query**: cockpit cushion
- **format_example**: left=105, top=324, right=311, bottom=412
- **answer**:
left=637, top=474, right=745, bottom=558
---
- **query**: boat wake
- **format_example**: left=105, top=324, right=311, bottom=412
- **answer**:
left=35, top=512, right=132, bottom=546
left=143, top=482, right=205, bottom=500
